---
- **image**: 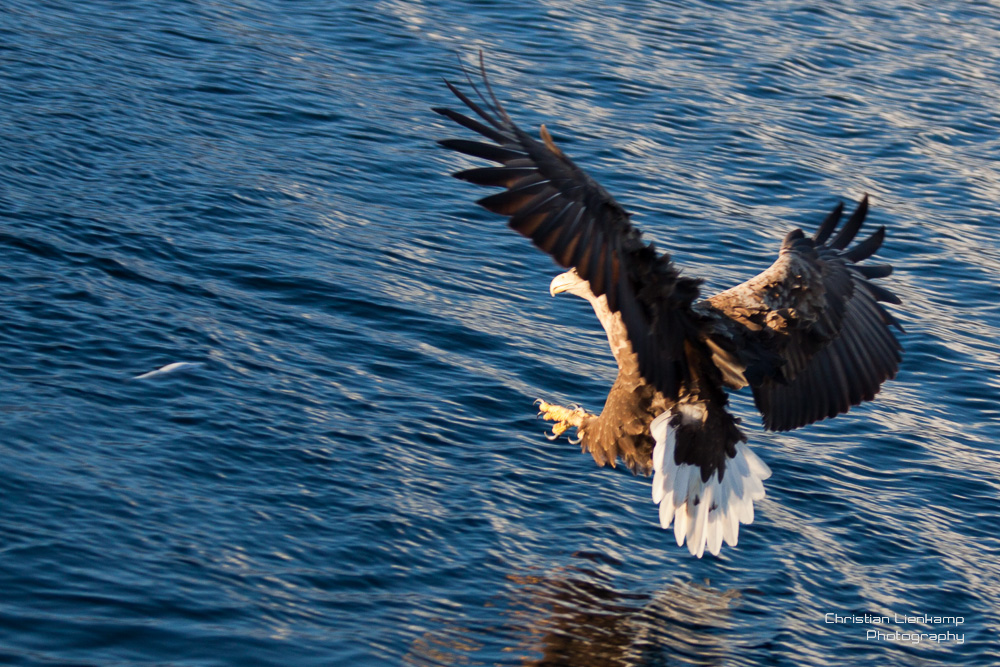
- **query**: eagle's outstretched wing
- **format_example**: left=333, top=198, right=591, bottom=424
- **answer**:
left=434, top=55, right=702, bottom=400
left=706, top=196, right=903, bottom=431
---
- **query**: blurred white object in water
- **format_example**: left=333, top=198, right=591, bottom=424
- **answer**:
left=132, top=362, right=204, bottom=380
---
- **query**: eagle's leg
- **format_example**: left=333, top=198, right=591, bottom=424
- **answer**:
left=535, top=400, right=593, bottom=442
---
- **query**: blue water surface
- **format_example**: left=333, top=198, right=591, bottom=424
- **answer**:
left=2, top=1, right=999, bottom=665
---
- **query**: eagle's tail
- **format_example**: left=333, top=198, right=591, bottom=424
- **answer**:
left=650, top=410, right=771, bottom=558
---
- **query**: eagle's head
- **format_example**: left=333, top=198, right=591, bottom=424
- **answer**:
left=549, top=269, right=593, bottom=300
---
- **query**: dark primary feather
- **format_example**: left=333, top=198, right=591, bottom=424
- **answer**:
left=706, top=196, right=904, bottom=431
left=812, top=201, right=843, bottom=245
left=829, top=195, right=868, bottom=250
left=435, top=55, right=702, bottom=400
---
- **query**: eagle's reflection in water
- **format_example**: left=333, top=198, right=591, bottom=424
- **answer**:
left=405, top=553, right=741, bottom=667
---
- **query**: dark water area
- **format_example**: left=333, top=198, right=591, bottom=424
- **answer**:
left=2, top=1, right=999, bottom=665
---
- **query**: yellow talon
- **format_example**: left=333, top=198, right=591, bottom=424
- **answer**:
left=536, top=399, right=590, bottom=440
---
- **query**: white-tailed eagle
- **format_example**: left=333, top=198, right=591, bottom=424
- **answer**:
left=435, top=57, right=903, bottom=558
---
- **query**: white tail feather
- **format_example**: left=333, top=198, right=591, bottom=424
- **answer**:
left=650, top=412, right=772, bottom=558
